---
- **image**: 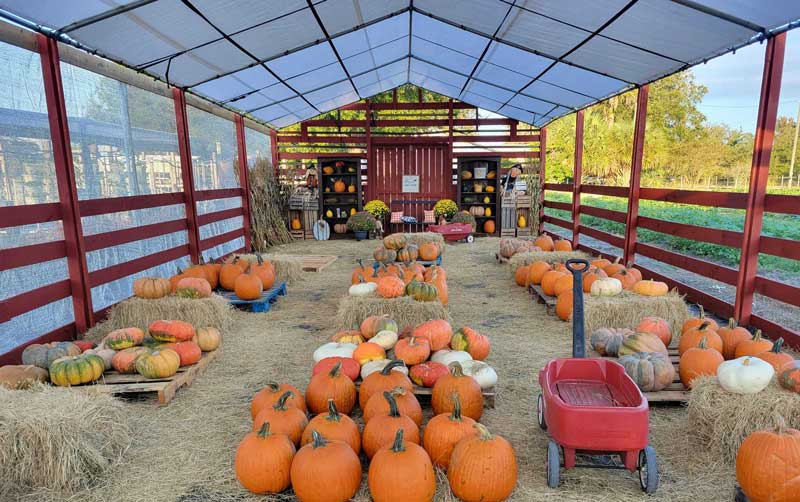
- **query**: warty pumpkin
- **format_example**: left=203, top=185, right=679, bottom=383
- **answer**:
left=409, top=361, right=449, bottom=388
left=133, top=276, right=171, bottom=299
left=735, top=330, right=773, bottom=358
left=682, top=304, right=719, bottom=333
left=376, top=275, right=405, bottom=298
left=175, top=277, right=212, bottom=299
left=234, top=273, right=263, bottom=300
left=194, top=326, right=221, bottom=351
left=305, top=361, right=356, bottom=415
left=235, top=422, right=295, bottom=494
left=394, top=336, right=431, bottom=366
left=49, top=353, right=105, bottom=386
left=448, top=424, right=518, bottom=502
left=432, top=362, right=483, bottom=421
left=21, top=341, right=81, bottom=369
left=619, top=352, right=675, bottom=392
left=636, top=316, right=672, bottom=347
left=359, top=359, right=413, bottom=409
left=736, top=415, right=800, bottom=502
left=423, top=393, right=477, bottom=468
left=755, top=338, right=795, bottom=373
left=369, top=429, right=436, bottom=502
left=148, top=320, right=195, bottom=343
left=362, top=391, right=420, bottom=459
left=590, top=328, right=634, bottom=357
left=301, top=399, right=360, bottom=454
left=363, top=386, right=423, bottom=426
left=679, top=337, right=724, bottom=388
left=330, top=330, right=364, bottom=345
left=718, top=318, right=752, bottom=360
left=251, top=382, right=306, bottom=419
left=450, top=326, right=490, bottom=360
left=413, top=319, right=453, bottom=351
left=383, top=233, right=407, bottom=250
left=291, top=430, right=362, bottom=502
left=253, top=391, right=309, bottom=446
left=135, top=349, right=180, bottom=379
left=104, top=327, right=146, bottom=350
left=678, top=321, right=722, bottom=356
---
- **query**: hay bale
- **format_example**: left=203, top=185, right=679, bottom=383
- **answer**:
left=584, top=290, right=689, bottom=340
left=404, top=232, right=445, bottom=248
left=83, top=295, right=234, bottom=343
left=508, top=250, right=589, bottom=270
left=687, top=377, right=800, bottom=462
left=0, top=384, right=133, bottom=496
left=238, top=253, right=304, bottom=284
left=336, top=296, right=451, bottom=330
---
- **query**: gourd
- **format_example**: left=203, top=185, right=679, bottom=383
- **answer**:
left=104, top=327, right=146, bottom=349
left=405, top=278, right=438, bottom=302
left=717, top=356, right=774, bottom=394
left=194, top=326, right=221, bottom=351
left=371, top=330, right=398, bottom=350
left=590, top=328, right=634, bottom=357
left=312, top=356, right=360, bottom=381
left=363, top=386, right=423, bottom=426
left=619, top=352, right=675, bottom=392
left=517, top=214, right=527, bottom=227
left=251, top=382, right=306, bottom=419
left=148, top=320, right=195, bottom=343
left=312, top=342, right=357, bottom=363
left=175, top=277, right=212, bottom=298
left=618, top=331, right=668, bottom=357
left=394, top=336, right=431, bottom=366
left=450, top=327, right=490, bottom=360
left=133, top=277, right=171, bottom=299
left=49, top=353, right=105, bottom=386
left=679, top=337, right=724, bottom=388
left=301, top=399, right=361, bottom=454
left=459, top=360, right=499, bottom=389
left=235, top=422, right=295, bottom=494
left=135, top=349, right=180, bottom=379
left=412, top=319, right=453, bottom=351
left=432, top=362, right=483, bottom=421
left=0, top=365, right=48, bottom=389
left=590, top=277, right=623, bottom=297
left=352, top=342, right=386, bottom=366
left=358, top=359, right=413, bottom=409
left=305, top=361, right=357, bottom=415
left=448, top=424, right=518, bottom=502
left=252, top=391, right=309, bottom=446
left=348, top=277, right=377, bottom=296
left=736, top=415, right=800, bottom=502
left=423, top=394, right=477, bottom=468
left=362, top=392, right=420, bottom=459
left=360, top=315, right=398, bottom=339
left=369, top=429, right=436, bottom=502
left=21, top=341, right=81, bottom=369
left=409, top=361, right=449, bottom=387
left=431, top=349, right=472, bottom=367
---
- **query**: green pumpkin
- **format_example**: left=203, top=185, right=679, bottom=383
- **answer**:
left=405, top=279, right=438, bottom=302
left=49, top=354, right=105, bottom=386
left=21, top=342, right=81, bottom=369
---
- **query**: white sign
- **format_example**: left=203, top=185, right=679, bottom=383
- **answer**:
left=402, top=175, right=419, bottom=193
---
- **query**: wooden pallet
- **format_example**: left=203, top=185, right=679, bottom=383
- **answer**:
left=83, top=349, right=219, bottom=404
left=219, top=282, right=287, bottom=312
left=297, top=255, right=338, bottom=272
left=372, top=255, right=442, bottom=271
left=355, top=381, right=496, bottom=409
left=595, top=346, right=689, bottom=403
left=529, top=284, right=557, bottom=314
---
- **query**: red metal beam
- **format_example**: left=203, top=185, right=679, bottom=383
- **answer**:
left=639, top=187, right=747, bottom=209
left=277, top=134, right=541, bottom=144
left=78, top=192, right=185, bottom=216
left=38, top=35, right=91, bottom=332
left=0, top=241, right=66, bottom=271
left=543, top=183, right=573, bottom=192
left=635, top=242, right=739, bottom=285
left=579, top=225, right=625, bottom=248
left=234, top=115, right=252, bottom=252
left=302, top=118, right=520, bottom=128
left=339, top=101, right=475, bottom=111
left=0, top=279, right=72, bottom=323
left=572, top=110, right=584, bottom=245
left=453, top=151, right=541, bottom=158
left=0, top=323, right=76, bottom=366
left=278, top=151, right=365, bottom=160
left=88, top=245, right=189, bottom=288
left=623, top=85, right=649, bottom=265
left=0, top=202, right=61, bottom=228
left=539, top=126, right=546, bottom=230
left=196, top=207, right=245, bottom=226
left=750, top=314, right=800, bottom=349
left=173, top=88, right=201, bottom=264
left=754, top=276, right=800, bottom=308
left=764, top=193, right=800, bottom=215
left=83, top=219, right=188, bottom=252
left=200, top=229, right=245, bottom=251
left=735, top=34, right=786, bottom=325
left=759, top=235, right=800, bottom=260
left=581, top=185, right=629, bottom=197
left=366, top=99, right=373, bottom=202
left=579, top=204, right=627, bottom=224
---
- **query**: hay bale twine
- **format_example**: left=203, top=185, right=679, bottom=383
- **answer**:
left=0, top=384, right=133, bottom=496
left=687, top=376, right=800, bottom=462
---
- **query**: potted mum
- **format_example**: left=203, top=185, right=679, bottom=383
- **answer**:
left=347, top=211, right=378, bottom=241
left=433, top=199, right=458, bottom=222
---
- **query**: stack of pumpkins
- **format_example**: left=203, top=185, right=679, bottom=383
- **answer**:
left=8, top=321, right=221, bottom=387
left=499, top=234, right=573, bottom=259
left=373, top=233, right=443, bottom=264
left=349, top=261, right=449, bottom=305
left=211, top=254, right=275, bottom=301
left=236, top=318, right=515, bottom=502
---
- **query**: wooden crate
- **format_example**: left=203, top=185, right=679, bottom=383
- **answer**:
left=516, top=227, right=532, bottom=237
left=303, top=208, right=319, bottom=239
left=290, top=230, right=304, bottom=240
left=84, top=349, right=220, bottom=405
left=501, top=200, right=516, bottom=233
left=515, top=195, right=532, bottom=208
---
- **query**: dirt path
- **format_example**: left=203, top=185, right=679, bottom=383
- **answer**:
left=44, top=237, right=734, bottom=502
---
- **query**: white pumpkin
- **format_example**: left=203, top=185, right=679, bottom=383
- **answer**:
left=717, top=356, right=774, bottom=394
left=431, top=349, right=472, bottom=367
left=84, top=348, right=116, bottom=370
left=590, top=277, right=623, bottom=297
left=371, top=330, right=398, bottom=350
left=360, top=358, right=409, bottom=380
left=348, top=281, right=377, bottom=297
left=313, top=342, right=357, bottom=363
left=459, top=360, right=498, bottom=389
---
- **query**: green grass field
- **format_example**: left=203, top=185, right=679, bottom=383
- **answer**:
left=544, top=192, right=800, bottom=274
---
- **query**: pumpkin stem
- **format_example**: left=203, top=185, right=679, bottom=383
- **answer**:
left=698, top=336, right=708, bottom=350
left=474, top=423, right=493, bottom=441
left=357, top=258, right=365, bottom=270
left=753, top=329, right=763, bottom=341
left=449, top=393, right=463, bottom=421
left=698, top=304, right=706, bottom=319
left=326, top=399, right=341, bottom=422
left=449, top=361, right=465, bottom=377
left=273, top=391, right=294, bottom=411
left=390, top=428, right=406, bottom=453
left=311, top=430, right=327, bottom=449
left=256, top=422, right=271, bottom=438
left=266, top=382, right=280, bottom=392
left=384, top=391, right=400, bottom=417
left=390, top=386, right=407, bottom=398
left=770, top=337, right=785, bottom=353
left=727, top=318, right=737, bottom=329
left=698, top=321, right=710, bottom=331
left=773, top=414, right=788, bottom=434
left=328, top=361, right=342, bottom=378
left=381, top=360, right=405, bottom=375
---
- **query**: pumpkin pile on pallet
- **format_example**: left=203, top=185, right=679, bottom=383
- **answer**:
left=0, top=321, right=220, bottom=389
left=235, top=316, right=515, bottom=501
left=374, top=233, right=444, bottom=265
left=350, top=260, right=448, bottom=305
left=498, top=233, right=573, bottom=259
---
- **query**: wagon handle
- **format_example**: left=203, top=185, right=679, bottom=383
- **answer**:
left=565, top=259, right=590, bottom=358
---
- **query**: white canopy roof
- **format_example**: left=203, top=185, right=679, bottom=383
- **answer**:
left=2, top=0, right=798, bottom=128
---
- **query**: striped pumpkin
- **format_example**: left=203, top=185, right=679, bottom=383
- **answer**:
left=135, top=349, right=180, bottom=379
left=49, top=354, right=105, bottom=386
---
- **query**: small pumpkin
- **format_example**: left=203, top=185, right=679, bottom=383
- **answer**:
left=111, top=347, right=151, bottom=373
left=162, top=341, right=202, bottom=366
left=369, top=429, right=436, bottom=502
left=396, top=245, right=419, bottom=262
left=305, top=362, right=357, bottom=415
left=409, top=361, right=449, bottom=388
left=194, top=326, right=221, bottom=351
left=351, top=259, right=375, bottom=284
left=360, top=315, right=399, bottom=339
left=718, top=318, right=753, bottom=360
left=590, top=328, right=634, bottom=357
left=554, top=239, right=572, bottom=251
left=363, top=385, right=423, bottom=426
left=717, top=356, right=775, bottom=394
left=330, top=330, right=364, bottom=345
left=72, top=340, right=95, bottom=352
left=618, top=332, right=668, bottom=357
left=235, top=422, right=295, bottom=494
left=682, top=304, right=720, bottom=333
left=49, top=353, right=105, bottom=386
left=412, top=319, right=453, bottom=351
left=423, top=393, right=477, bottom=468
left=619, top=352, right=675, bottom=392
left=450, top=327, right=490, bottom=360
left=755, top=338, right=795, bottom=373
left=234, top=273, right=263, bottom=300
left=483, top=219, right=496, bottom=234
left=359, top=359, right=413, bottom=408
left=383, top=233, right=407, bottom=250
left=632, top=279, right=668, bottom=296
left=362, top=391, right=420, bottom=459
left=352, top=342, right=386, bottom=366
left=590, top=277, right=623, bottom=297
left=459, top=359, right=499, bottom=389
left=104, top=327, right=146, bottom=350
left=251, top=383, right=307, bottom=419
left=373, top=245, right=397, bottom=263
left=148, top=320, right=195, bottom=343
left=135, top=349, right=180, bottom=379
left=84, top=348, right=116, bottom=370
left=611, top=269, right=639, bottom=290
left=636, top=317, right=672, bottom=347
left=736, top=415, right=800, bottom=502
left=376, top=275, right=405, bottom=298
left=432, top=362, right=483, bottom=421
left=348, top=276, right=377, bottom=296
left=21, top=341, right=81, bottom=369
left=175, top=277, right=212, bottom=299
left=431, top=349, right=473, bottom=367
left=394, top=336, right=431, bottom=366
left=679, top=337, right=724, bottom=388
left=252, top=391, right=309, bottom=446
left=405, top=278, right=438, bottom=302
left=133, top=276, right=171, bottom=299
left=372, top=330, right=399, bottom=350
left=291, top=218, right=302, bottom=230
left=0, top=365, right=49, bottom=389
left=312, top=342, right=357, bottom=363
left=678, top=321, right=723, bottom=356
left=301, top=399, right=361, bottom=454
left=735, top=330, right=773, bottom=358
left=448, top=424, right=518, bottom=502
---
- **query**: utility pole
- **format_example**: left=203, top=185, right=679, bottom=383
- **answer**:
left=789, top=101, right=799, bottom=188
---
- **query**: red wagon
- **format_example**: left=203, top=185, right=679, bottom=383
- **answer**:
left=536, top=259, right=658, bottom=493
left=427, top=222, right=474, bottom=243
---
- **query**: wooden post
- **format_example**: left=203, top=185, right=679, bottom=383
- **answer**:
left=365, top=99, right=372, bottom=201
left=538, top=126, right=546, bottom=233
left=172, top=88, right=201, bottom=263
left=622, top=85, right=649, bottom=265
left=571, top=109, right=584, bottom=246
left=38, top=35, right=92, bottom=331
left=269, top=129, right=279, bottom=177
left=735, top=34, right=786, bottom=325
left=234, top=115, right=252, bottom=252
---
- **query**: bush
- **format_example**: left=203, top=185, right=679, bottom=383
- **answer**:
left=347, top=211, right=378, bottom=232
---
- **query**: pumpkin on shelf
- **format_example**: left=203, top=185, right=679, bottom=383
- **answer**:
left=235, top=422, right=295, bottom=495
left=618, top=332, right=668, bottom=357
left=49, top=353, right=105, bottom=386
left=290, top=218, right=302, bottom=230
left=149, top=320, right=195, bottom=343
left=133, top=277, right=171, bottom=299
left=175, top=277, right=212, bottom=299
left=678, top=321, right=722, bottom=356
left=333, top=179, right=346, bottom=192
left=432, top=362, right=483, bottom=421
left=718, top=318, right=752, bottom=360
left=423, top=393, right=477, bottom=468
left=447, top=424, right=518, bottom=502
left=469, top=206, right=485, bottom=217
left=251, top=383, right=306, bottom=419
left=636, top=317, right=672, bottom=347
left=322, top=165, right=334, bottom=175
left=682, top=305, right=720, bottom=333
left=734, top=330, right=773, bottom=358
left=679, top=337, right=724, bottom=388
left=590, top=277, right=623, bottom=297
left=376, top=275, right=406, bottom=298
left=347, top=183, right=356, bottom=193
left=305, top=361, right=357, bottom=415
left=332, top=223, right=347, bottom=234
left=517, top=214, right=527, bottom=228
left=633, top=279, right=669, bottom=296
left=717, top=356, right=775, bottom=394
left=21, top=342, right=81, bottom=369
left=619, top=352, right=675, bottom=392
left=590, top=328, right=634, bottom=357
left=362, top=391, right=420, bottom=459
left=135, top=349, right=180, bottom=379
left=363, top=386, right=423, bottom=426
left=301, top=399, right=361, bottom=454
left=291, top=430, right=362, bottom=502
left=483, top=219, right=496, bottom=234
left=104, top=327, right=146, bottom=350
left=736, top=415, right=800, bottom=502
left=252, top=391, right=309, bottom=446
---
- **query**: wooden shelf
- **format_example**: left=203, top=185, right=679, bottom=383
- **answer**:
left=319, top=157, right=363, bottom=236
left=457, top=156, right=502, bottom=236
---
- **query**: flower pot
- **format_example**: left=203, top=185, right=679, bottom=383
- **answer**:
left=354, top=231, right=368, bottom=241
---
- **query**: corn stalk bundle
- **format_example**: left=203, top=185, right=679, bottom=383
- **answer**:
left=249, top=158, right=294, bottom=251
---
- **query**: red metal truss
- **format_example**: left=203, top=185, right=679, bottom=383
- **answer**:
left=622, top=85, right=649, bottom=265
left=538, top=127, right=547, bottom=229
left=571, top=110, right=584, bottom=246
left=235, top=115, right=253, bottom=252
left=172, top=88, right=201, bottom=264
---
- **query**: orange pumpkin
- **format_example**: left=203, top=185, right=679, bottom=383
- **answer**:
left=636, top=316, right=672, bottom=347
left=148, top=320, right=195, bottom=343
left=162, top=341, right=202, bottom=366
left=252, top=391, right=309, bottom=446
left=219, top=260, right=243, bottom=291
left=290, top=430, right=361, bottom=502
left=369, top=429, right=435, bottom=502
left=678, top=321, right=723, bottom=356
left=111, top=347, right=150, bottom=373
left=363, top=386, right=423, bottom=426
left=553, top=274, right=574, bottom=297
left=376, top=275, right=405, bottom=298
left=300, top=399, right=361, bottom=455
left=553, top=239, right=572, bottom=251
left=755, top=338, right=795, bottom=373
left=682, top=305, right=720, bottom=333
left=412, top=319, right=453, bottom=351
left=422, top=393, right=477, bottom=468
left=483, top=220, right=495, bottom=234
left=250, top=255, right=276, bottom=290
left=679, top=337, right=724, bottom=388
left=735, top=330, right=773, bottom=358
left=394, top=336, right=431, bottom=366
left=169, top=268, right=190, bottom=293
left=611, top=269, right=638, bottom=289
left=450, top=327, right=490, bottom=360
left=200, top=259, right=221, bottom=289
left=718, top=318, right=754, bottom=360
left=603, top=258, right=625, bottom=276
left=251, top=383, right=306, bottom=419
left=534, top=234, right=554, bottom=251
left=633, top=279, right=668, bottom=296
left=358, top=359, right=413, bottom=409
left=448, top=424, right=518, bottom=502
left=432, top=362, right=483, bottom=421
left=305, top=361, right=357, bottom=415
left=352, top=342, right=386, bottom=366
left=527, top=261, right=552, bottom=286
left=540, top=270, right=566, bottom=296
left=418, top=242, right=440, bottom=261
left=591, top=257, right=612, bottom=269
left=235, top=422, right=295, bottom=494
left=234, top=273, right=263, bottom=300
left=514, top=265, right=531, bottom=287
left=427, top=267, right=448, bottom=305
left=555, top=290, right=573, bottom=321
left=582, top=266, right=607, bottom=293
left=175, top=277, right=212, bottom=298
left=736, top=415, right=800, bottom=502
left=362, top=391, right=420, bottom=459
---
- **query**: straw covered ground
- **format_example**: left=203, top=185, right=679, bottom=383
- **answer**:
left=10, top=237, right=742, bottom=501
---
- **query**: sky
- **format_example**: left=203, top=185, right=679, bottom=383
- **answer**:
left=689, top=30, right=800, bottom=131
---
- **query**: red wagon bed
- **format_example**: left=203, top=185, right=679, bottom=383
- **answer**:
left=427, top=222, right=474, bottom=242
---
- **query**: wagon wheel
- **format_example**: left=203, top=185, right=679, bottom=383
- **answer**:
left=466, top=235, right=474, bottom=243
left=537, top=393, right=547, bottom=430
left=638, top=445, right=659, bottom=493
left=546, top=441, right=560, bottom=488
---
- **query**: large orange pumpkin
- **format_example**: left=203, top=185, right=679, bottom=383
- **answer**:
left=219, top=260, right=243, bottom=291
left=514, top=265, right=531, bottom=287
left=251, top=382, right=306, bottom=419
left=678, top=321, right=722, bottom=356
left=679, top=337, right=724, bottom=388
left=363, top=386, right=423, bottom=426
left=104, top=327, right=146, bottom=349
left=369, top=429, right=435, bottom=502
left=175, top=277, right=212, bottom=298
left=432, top=362, right=483, bottom=421
left=252, top=391, right=309, bottom=446
left=234, top=273, right=263, bottom=300
left=553, top=274, right=574, bottom=297
left=755, top=338, right=795, bottom=373
left=718, top=318, right=752, bottom=360
left=534, top=235, right=554, bottom=251
left=553, top=239, right=572, bottom=251
left=735, top=330, right=773, bottom=358
left=358, top=359, right=413, bottom=409
left=555, top=290, right=573, bottom=321
left=394, top=336, right=431, bottom=366
left=736, top=415, right=800, bottom=502
left=290, top=430, right=361, bottom=502
left=682, top=305, right=720, bottom=333
left=412, top=319, right=453, bottom=351
left=376, top=275, right=405, bottom=298
left=423, top=393, right=477, bottom=468
left=540, top=270, right=566, bottom=296
left=450, top=327, right=490, bottom=360
left=250, top=255, right=276, bottom=290
left=235, top=422, right=295, bottom=494
left=301, top=399, right=361, bottom=455
left=418, top=242, right=440, bottom=261
left=448, top=424, right=518, bottom=502
left=362, top=391, right=420, bottom=459
left=636, top=316, right=672, bottom=347
left=305, top=361, right=357, bottom=415
left=527, top=261, right=552, bottom=285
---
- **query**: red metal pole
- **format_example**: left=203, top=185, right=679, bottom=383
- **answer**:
left=538, top=126, right=547, bottom=233
left=269, top=129, right=279, bottom=177
left=38, top=35, right=92, bottom=331
left=448, top=98, right=454, bottom=190
left=234, top=115, right=252, bottom=252
left=572, top=109, right=584, bottom=246
left=622, top=85, right=649, bottom=265
left=365, top=99, right=373, bottom=202
left=172, top=88, right=201, bottom=264
left=735, top=33, right=786, bottom=325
